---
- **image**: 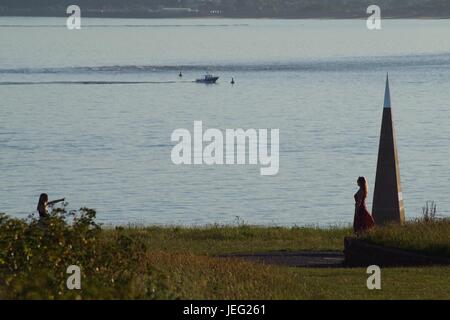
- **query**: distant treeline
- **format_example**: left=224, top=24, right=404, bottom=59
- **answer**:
left=0, top=0, right=449, bottom=18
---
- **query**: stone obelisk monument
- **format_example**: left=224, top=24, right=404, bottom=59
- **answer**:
left=372, top=74, right=405, bottom=225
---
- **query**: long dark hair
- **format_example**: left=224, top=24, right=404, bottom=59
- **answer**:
left=38, top=193, right=48, bottom=208
left=357, top=176, right=368, bottom=199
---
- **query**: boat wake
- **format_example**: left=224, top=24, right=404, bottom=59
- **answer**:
left=0, top=80, right=194, bottom=86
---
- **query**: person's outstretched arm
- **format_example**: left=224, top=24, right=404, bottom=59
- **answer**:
left=47, top=198, right=65, bottom=206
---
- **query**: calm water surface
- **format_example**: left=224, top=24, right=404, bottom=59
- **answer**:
left=1, top=18, right=450, bottom=225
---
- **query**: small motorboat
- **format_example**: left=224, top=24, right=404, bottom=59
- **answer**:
left=195, top=74, right=219, bottom=83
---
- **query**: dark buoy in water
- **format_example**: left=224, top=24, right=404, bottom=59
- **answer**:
left=179, top=71, right=182, bottom=77
left=231, top=77, right=235, bottom=85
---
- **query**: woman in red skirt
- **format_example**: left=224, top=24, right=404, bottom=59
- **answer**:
left=353, top=176, right=375, bottom=234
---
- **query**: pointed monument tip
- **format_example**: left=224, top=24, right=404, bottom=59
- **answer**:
left=384, top=74, right=391, bottom=108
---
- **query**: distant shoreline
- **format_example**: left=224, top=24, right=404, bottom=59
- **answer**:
left=2, top=0, right=450, bottom=20
left=2, top=14, right=450, bottom=20
left=1, top=10, right=450, bottom=20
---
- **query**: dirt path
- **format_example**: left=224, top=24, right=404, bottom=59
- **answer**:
left=218, top=251, right=344, bottom=268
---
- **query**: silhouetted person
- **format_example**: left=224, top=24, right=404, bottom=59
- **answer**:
left=37, top=193, right=65, bottom=219
left=231, top=77, right=235, bottom=84
left=353, top=177, right=375, bottom=234
left=179, top=71, right=183, bottom=77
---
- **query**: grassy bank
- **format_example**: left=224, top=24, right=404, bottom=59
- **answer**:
left=0, top=209, right=449, bottom=299
left=361, top=219, right=450, bottom=258
left=103, top=225, right=351, bottom=255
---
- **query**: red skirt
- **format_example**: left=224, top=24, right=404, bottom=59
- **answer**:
left=353, top=204, right=375, bottom=234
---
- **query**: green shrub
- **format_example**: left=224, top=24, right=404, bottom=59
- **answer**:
left=0, top=207, right=173, bottom=299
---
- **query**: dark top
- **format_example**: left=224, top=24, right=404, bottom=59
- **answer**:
left=37, top=203, right=47, bottom=218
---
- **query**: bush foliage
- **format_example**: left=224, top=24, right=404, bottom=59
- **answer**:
left=0, top=207, right=173, bottom=299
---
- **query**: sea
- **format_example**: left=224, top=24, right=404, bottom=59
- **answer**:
left=1, top=17, right=450, bottom=226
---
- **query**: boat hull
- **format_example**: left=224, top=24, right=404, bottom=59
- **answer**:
left=195, top=76, right=219, bottom=83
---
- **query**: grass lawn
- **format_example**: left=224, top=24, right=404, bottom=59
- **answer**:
left=116, top=250, right=450, bottom=299
left=102, top=225, right=352, bottom=255
left=1, top=210, right=449, bottom=299
left=361, top=219, right=450, bottom=258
